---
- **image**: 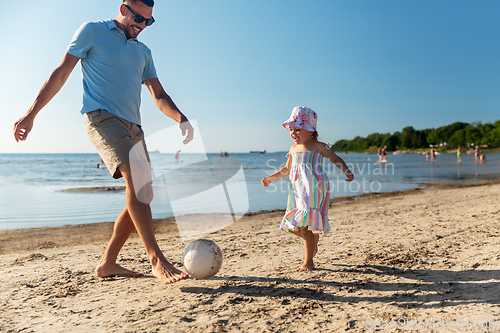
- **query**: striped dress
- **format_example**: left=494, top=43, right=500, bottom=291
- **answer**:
left=280, top=149, right=331, bottom=233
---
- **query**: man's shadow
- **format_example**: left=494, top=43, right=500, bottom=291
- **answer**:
left=180, top=264, right=500, bottom=309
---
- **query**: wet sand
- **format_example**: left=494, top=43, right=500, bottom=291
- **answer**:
left=60, top=186, right=126, bottom=193
left=1, top=182, right=500, bottom=332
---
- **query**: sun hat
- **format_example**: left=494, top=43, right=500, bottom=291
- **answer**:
left=282, top=106, right=317, bottom=132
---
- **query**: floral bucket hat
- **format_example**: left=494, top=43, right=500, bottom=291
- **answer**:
left=282, top=106, right=317, bottom=132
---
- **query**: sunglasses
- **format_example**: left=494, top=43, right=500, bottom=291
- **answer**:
left=125, top=5, right=155, bottom=26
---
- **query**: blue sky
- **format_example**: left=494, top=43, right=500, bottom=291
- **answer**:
left=2, top=0, right=499, bottom=154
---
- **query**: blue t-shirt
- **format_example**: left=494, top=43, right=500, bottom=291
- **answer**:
left=67, top=19, right=157, bottom=125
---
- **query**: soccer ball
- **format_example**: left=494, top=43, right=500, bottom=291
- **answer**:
left=183, top=239, right=223, bottom=279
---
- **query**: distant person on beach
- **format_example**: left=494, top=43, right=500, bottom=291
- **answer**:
left=174, top=150, right=181, bottom=163
left=382, top=145, right=387, bottom=163
left=13, top=0, right=193, bottom=284
left=475, top=145, right=480, bottom=163
left=480, top=153, right=486, bottom=164
left=261, top=106, right=354, bottom=272
left=431, top=147, right=437, bottom=162
left=457, top=146, right=462, bottom=163
left=425, top=151, right=430, bottom=162
left=377, top=146, right=383, bottom=163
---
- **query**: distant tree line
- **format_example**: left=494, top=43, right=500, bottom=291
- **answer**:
left=331, top=120, right=500, bottom=152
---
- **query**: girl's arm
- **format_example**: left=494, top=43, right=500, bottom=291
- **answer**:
left=261, top=154, right=292, bottom=187
left=320, top=147, right=354, bottom=182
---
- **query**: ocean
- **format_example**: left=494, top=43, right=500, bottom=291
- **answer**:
left=1, top=151, right=499, bottom=231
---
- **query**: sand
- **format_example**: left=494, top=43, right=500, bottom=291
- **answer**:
left=1, top=182, right=500, bottom=332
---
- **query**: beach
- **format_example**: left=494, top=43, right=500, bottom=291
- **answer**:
left=1, top=182, right=500, bottom=332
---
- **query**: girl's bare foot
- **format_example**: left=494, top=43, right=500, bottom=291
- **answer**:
left=152, top=258, right=189, bottom=284
left=313, top=233, right=319, bottom=257
left=296, top=262, right=315, bottom=272
left=95, top=263, right=142, bottom=278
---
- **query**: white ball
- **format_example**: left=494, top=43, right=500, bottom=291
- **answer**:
left=183, top=239, right=223, bottom=279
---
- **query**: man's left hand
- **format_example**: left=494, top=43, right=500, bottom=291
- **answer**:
left=180, top=120, right=194, bottom=144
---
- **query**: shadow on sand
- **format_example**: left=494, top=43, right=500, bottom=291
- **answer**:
left=180, top=264, right=500, bottom=309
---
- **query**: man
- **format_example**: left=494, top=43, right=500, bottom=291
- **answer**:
left=13, top=0, right=192, bottom=284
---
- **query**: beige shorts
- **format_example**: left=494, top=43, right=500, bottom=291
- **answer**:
left=84, top=109, right=150, bottom=179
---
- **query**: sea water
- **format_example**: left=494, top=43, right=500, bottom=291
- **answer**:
left=0, top=151, right=499, bottom=230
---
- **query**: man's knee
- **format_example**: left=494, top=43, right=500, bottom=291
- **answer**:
left=137, top=183, right=154, bottom=204
left=119, top=163, right=154, bottom=204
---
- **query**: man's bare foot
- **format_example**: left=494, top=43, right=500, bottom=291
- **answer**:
left=152, top=258, right=189, bottom=284
left=313, top=233, right=319, bottom=257
left=296, top=262, right=315, bottom=272
left=95, top=263, right=142, bottom=278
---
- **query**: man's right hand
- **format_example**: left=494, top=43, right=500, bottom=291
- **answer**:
left=13, top=115, right=34, bottom=142
left=13, top=53, right=79, bottom=143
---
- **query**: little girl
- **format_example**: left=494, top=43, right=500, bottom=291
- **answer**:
left=261, top=106, right=354, bottom=272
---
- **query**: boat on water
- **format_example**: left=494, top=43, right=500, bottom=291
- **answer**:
left=250, top=150, right=266, bottom=154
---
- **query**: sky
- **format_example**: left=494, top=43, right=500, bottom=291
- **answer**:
left=1, top=0, right=499, bottom=154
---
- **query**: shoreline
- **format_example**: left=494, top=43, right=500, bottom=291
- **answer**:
left=2, top=178, right=500, bottom=255
left=0, top=186, right=425, bottom=255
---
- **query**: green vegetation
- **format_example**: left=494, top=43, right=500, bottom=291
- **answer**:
left=331, top=120, right=500, bottom=152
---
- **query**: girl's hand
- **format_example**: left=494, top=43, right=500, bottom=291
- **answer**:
left=345, top=170, right=354, bottom=182
left=261, top=177, right=272, bottom=187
